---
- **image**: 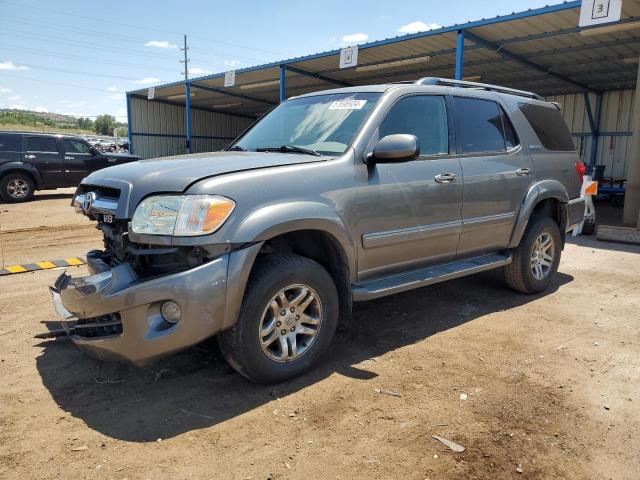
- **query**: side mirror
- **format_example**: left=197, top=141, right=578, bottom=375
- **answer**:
left=90, top=146, right=98, bottom=155
left=368, top=134, right=419, bottom=164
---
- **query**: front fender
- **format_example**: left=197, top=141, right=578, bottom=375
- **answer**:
left=231, top=200, right=357, bottom=275
left=0, top=162, right=42, bottom=187
left=508, top=179, right=569, bottom=248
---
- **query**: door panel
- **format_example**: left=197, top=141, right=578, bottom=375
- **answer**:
left=23, top=136, right=64, bottom=187
left=458, top=151, right=532, bottom=254
left=62, top=139, right=100, bottom=184
left=451, top=96, right=534, bottom=256
left=354, top=94, right=463, bottom=280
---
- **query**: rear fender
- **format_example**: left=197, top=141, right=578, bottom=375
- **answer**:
left=509, top=180, right=569, bottom=248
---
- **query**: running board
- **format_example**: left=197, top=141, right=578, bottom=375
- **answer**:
left=352, top=252, right=512, bottom=301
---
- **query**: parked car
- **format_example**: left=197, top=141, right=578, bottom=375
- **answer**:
left=50, top=78, right=585, bottom=384
left=0, top=131, right=140, bottom=202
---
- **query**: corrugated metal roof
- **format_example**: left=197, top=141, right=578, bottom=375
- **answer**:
left=129, top=0, right=640, bottom=117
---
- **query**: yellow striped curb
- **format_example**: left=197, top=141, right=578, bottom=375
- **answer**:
left=0, top=257, right=86, bottom=276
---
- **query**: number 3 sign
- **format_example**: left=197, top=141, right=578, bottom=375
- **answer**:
left=579, top=0, right=623, bottom=27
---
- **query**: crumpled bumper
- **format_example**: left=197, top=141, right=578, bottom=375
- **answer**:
left=50, top=254, right=229, bottom=365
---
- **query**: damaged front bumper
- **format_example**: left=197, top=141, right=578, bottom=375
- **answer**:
left=49, top=252, right=229, bottom=365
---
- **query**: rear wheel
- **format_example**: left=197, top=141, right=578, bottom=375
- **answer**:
left=218, top=254, right=339, bottom=384
left=504, top=216, right=562, bottom=294
left=1, top=173, right=35, bottom=202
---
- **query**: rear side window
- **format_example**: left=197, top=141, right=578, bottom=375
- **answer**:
left=379, top=95, right=448, bottom=155
left=64, top=139, right=92, bottom=154
left=518, top=103, right=575, bottom=151
left=0, top=134, right=21, bottom=152
left=25, top=136, right=59, bottom=153
left=452, top=97, right=517, bottom=154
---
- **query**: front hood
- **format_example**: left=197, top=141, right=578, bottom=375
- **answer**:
left=80, top=151, right=326, bottom=218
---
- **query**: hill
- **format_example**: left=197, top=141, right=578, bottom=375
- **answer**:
left=0, top=109, right=126, bottom=136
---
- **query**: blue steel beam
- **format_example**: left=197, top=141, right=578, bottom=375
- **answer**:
left=185, top=81, right=192, bottom=154
left=190, top=82, right=276, bottom=106
left=463, top=30, right=592, bottom=92
left=589, top=93, right=603, bottom=167
left=280, top=64, right=286, bottom=102
left=455, top=30, right=465, bottom=80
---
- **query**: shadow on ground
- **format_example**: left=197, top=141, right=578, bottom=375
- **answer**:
left=36, top=269, right=573, bottom=442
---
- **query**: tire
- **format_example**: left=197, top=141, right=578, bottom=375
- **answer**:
left=581, top=220, right=596, bottom=235
left=503, top=216, right=562, bottom=294
left=218, top=254, right=339, bottom=384
left=0, top=172, right=35, bottom=203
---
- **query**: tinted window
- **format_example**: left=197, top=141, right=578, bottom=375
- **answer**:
left=502, top=111, right=519, bottom=149
left=64, top=139, right=92, bottom=154
left=25, top=136, right=58, bottom=153
left=518, top=103, right=575, bottom=151
left=379, top=95, right=448, bottom=155
left=0, top=134, right=21, bottom=152
left=453, top=97, right=508, bottom=153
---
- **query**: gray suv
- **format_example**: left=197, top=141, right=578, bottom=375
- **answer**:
left=50, top=78, right=585, bottom=384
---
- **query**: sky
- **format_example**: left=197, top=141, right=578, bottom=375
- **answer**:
left=0, top=0, right=558, bottom=122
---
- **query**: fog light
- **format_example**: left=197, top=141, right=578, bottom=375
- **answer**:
left=161, top=301, right=181, bottom=324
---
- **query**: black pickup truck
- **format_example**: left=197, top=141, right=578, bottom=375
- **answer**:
left=0, top=131, right=140, bottom=202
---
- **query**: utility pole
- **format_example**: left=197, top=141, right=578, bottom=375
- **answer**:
left=179, top=35, right=192, bottom=153
left=179, top=34, right=190, bottom=80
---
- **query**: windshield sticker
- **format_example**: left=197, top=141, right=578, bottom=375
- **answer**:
left=329, top=99, right=367, bottom=110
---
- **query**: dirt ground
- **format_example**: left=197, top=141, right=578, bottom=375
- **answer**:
left=0, top=191, right=639, bottom=480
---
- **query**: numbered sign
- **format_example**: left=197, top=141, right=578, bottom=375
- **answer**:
left=147, top=86, right=155, bottom=100
left=224, top=70, right=236, bottom=87
left=339, top=45, right=358, bottom=69
left=579, top=0, right=622, bottom=28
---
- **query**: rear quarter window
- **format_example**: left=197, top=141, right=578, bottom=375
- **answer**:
left=518, top=103, right=575, bottom=151
left=0, top=134, right=21, bottom=152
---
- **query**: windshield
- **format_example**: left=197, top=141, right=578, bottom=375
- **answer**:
left=231, top=92, right=382, bottom=156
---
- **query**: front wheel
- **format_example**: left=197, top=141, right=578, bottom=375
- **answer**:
left=218, top=254, right=339, bottom=384
left=503, top=216, right=562, bottom=294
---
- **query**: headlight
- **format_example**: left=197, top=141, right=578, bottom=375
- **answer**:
left=131, top=195, right=235, bottom=236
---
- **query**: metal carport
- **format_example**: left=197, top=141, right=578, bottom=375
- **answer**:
left=127, top=0, right=640, bottom=226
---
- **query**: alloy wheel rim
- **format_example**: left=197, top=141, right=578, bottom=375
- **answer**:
left=258, top=284, right=323, bottom=362
left=530, top=232, right=555, bottom=280
left=7, top=179, right=29, bottom=199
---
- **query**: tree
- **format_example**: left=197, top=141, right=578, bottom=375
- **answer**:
left=94, top=114, right=116, bottom=135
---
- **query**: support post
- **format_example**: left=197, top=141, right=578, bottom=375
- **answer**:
left=623, top=57, right=640, bottom=227
left=584, top=91, right=602, bottom=168
left=185, top=81, right=192, bottom=154
left=279, top=65, right=286, bottom=103
left=126, top=93, right=133, bottom=155
left=455, top=30, right=465, bottom=80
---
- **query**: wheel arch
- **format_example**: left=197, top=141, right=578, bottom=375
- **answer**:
left=509, top=180, right=569, bottom=248
left=0, top=162, right=42, bottom=189
left=222, top=203, right=357, bottom=330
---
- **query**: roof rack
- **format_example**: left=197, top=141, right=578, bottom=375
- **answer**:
left=415, top=77, right=544, bottom=101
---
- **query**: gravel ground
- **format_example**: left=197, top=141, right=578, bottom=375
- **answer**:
left=0, top=193, right=639, bottom=479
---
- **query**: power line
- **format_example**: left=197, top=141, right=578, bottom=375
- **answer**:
left=1, top=71, right=127, bottom=93
left=3, top=0, right=286, bottom=56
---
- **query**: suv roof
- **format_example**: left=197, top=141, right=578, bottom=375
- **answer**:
left=295, top=77, right=545, bottom=103
left=0, top=131, right=82, bottom=138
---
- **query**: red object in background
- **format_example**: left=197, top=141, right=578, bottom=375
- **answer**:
left=575, top=162, right=586, bottom=183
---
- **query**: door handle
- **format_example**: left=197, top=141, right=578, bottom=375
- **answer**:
left=434, top=173, right=457, bottom=183
left=516, top=167, right=533, bottom=176
left=24, top=154, right=36, bottom=159
left=64, top=156, right=74, bottom=160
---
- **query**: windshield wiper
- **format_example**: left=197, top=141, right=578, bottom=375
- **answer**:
left=227, top=145, right=246, bottom=151
left=256, top=145, right=321, bottom=156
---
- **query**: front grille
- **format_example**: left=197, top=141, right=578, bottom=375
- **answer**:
left=77, top=184, right=121, bottom=201
left=72, top=313, right=123, bottom=339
